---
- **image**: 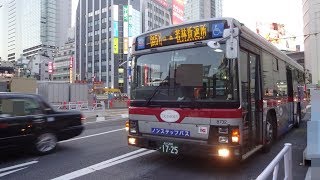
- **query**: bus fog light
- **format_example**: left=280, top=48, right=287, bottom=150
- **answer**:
left=218, top=148, right=230, bottom=157
left=232, top=136, right=239, bottom=143
left=219, top=136, right=229, bottom=143
left=128, top=138, right=136, bottom=145
left=130, top=128, right=137, bottom=134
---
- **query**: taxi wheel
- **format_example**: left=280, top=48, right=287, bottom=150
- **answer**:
left=33, top=132, right=57, bottom=155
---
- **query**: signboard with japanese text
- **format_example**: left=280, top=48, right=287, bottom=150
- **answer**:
left=69, top=56, right=73, bottom=83
left=113, top=5, right=118, bottom=21
left=114, top=21, right=119, bottom=37
left=123, top=5, right=129, bottom=38
left=135, top=20, right=228, bottom=51
left=48, top=62, right=53, bottom=74
left=114, top=38, right=119, bottom=54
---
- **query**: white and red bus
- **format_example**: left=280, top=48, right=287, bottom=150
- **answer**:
left=127, top=18, right=307, bottom=160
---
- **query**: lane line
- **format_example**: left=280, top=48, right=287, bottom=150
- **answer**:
left=83, top=117, right=126, bottom=125
left=52, top=149, right=155, bottom=180
left=0, top=167, right=28, bottom=177
left=59, top=128, right=125, bottom=143
left=0, top=161, right=38, bottom=173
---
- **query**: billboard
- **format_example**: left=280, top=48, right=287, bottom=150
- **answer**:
left=113, top=5, right=118, bottom=21
left=114, top=38, right=119, bottom=54
left=154, top=0, right=169, bottom=8
left=256, top=22, right=296, bottom=51
left=114, top=21, right=119, bottom=37
left=172, top=0, right=184, bottom=25
left=123, top=38, right=129, bottom=54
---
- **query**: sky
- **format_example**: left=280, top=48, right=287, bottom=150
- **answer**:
left=0, top=0, right=304, bottom=59
left=223, top=0, right=304, bottom=49
left=72, top=0, right=79, bottom=26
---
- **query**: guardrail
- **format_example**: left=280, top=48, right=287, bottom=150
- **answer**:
left=256, top=143, right=292, bottom=180
left=51, top=99, right=129, bottom=111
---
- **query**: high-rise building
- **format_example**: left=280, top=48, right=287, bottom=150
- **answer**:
left=7, top=0, right=23, bottom=61
left=303, top=0, right=320, bottom=84
left=141, top=0, right=172, bottom=32
left=4, top=0, right=71, bottom=61
left=184, top=0, right=222, bottom=22
left=75, top=0, right=141, bottom=92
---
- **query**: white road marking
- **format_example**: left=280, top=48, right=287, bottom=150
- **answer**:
left=0, top=161, right=38, bottom=173
left=52, top=149, right=155, bottom=180
left=0, top=167, right=28, bottom=177
left=59, top=128, right=125, bottom=143
left=84, top=118, right=125, bottom=124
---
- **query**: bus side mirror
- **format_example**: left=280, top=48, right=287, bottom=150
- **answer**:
left=224, top=28, right=239, bottom=59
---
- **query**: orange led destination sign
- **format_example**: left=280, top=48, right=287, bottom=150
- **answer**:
left=136, top=20, right=228, bottom=50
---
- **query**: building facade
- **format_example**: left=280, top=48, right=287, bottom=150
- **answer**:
left=184, top=0, right=222, bottom=22
left=4, top=0, right=71, bottom=61
left=27, top=54, right=53, bottom=81
left=75, top=0, right=141, bottom=92
left=141, top=0, right=172, bottom=32
left=303, top=0, right=320, bottom=84
left=53, top=39, right=75, bottom=82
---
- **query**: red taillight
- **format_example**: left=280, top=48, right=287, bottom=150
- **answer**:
left=81, top=114, right=86, bottom=121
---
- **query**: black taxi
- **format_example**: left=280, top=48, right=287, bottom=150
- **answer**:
left=0, top=93, right=84, bottom=155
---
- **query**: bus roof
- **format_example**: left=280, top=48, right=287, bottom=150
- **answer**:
left=133, top=17, right=304, bottom=72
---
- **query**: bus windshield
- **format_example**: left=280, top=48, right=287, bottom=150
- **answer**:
left=131, top=45, right=239, bottom=108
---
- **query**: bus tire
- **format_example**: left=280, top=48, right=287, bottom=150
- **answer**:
left=262, top=113, right=277, bottom=153
left=294, top=105, right=301, bottom=128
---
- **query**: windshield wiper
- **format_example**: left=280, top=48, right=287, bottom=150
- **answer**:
left=144, top=79, right=168, bottom=107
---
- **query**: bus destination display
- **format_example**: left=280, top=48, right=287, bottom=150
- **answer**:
left=136, top=21, right=227, bottom=51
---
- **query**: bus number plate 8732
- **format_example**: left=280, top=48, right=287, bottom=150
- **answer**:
left=159, top=142, right=178, bottom=155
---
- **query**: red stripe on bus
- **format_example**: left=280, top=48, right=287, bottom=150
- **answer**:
left=129, top=107, right=242, bottom=122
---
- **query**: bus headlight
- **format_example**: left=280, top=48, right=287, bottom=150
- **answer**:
left=129, top=120, right=138, bottom=134
left=219, top=136, right=229, bottom=143
left=218, top=127, right=228, bottom=134
left=218, top=148, right=230, bottom=157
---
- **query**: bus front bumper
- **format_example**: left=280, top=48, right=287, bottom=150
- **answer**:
left=128, top=135, right=241, bottom=159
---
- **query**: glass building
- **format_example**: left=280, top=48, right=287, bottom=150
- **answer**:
left=75, top=0, right=141, bottom=92
left=5, top=0, right=71, bottom=60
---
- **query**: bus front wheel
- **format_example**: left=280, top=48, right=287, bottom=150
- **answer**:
left=262, top=114, right=277, bottom=153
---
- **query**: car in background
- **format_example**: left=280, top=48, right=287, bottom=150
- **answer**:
left=0, top=93, right=84, bottom=155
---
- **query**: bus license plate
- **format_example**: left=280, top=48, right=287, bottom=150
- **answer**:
left=159, top=142, right=179, bottom=155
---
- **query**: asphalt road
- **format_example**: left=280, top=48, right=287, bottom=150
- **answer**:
left=0, top=114, right=309, bottom=180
